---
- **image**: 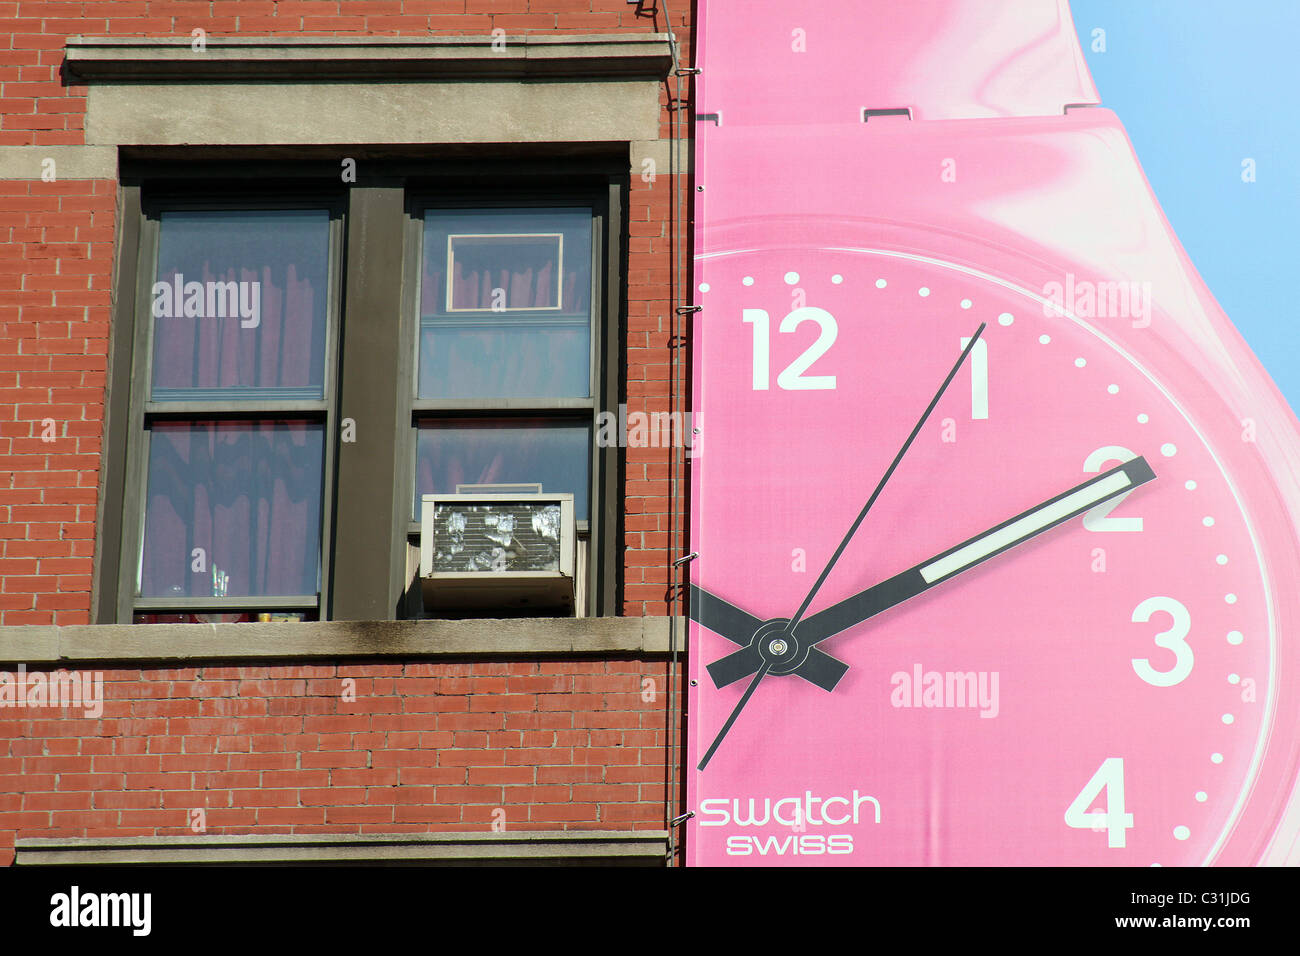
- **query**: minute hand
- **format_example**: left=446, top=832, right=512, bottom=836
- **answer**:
left=707, top=456, right=1155, bottom=687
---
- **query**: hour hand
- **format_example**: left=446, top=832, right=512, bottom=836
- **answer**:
left=705, top=638, right=849, bottom=691
left=688, top=584, right=762, bottom=647
left=690, top=585, right=849, bottom=691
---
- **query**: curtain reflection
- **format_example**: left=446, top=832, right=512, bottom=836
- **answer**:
left=418, top=209, right=592, bottom=399
left=141, top=422, right=323, bottom=598
left=415, top=422, right=590, bottom=522
left=152, top=210, right=328, bottom=400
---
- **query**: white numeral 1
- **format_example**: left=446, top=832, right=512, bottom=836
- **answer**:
left=960, top=336, right=988, bottom=419
left=743, top=309, right=770, bottom=390
left=1065, top=757, right=1134, bottom=848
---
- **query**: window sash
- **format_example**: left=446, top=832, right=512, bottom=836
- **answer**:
left=401, top=192, right=611, bottom=618
left=117, top=197, right=345, bottom=623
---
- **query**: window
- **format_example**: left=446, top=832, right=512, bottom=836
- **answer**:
left=125, top=202, right=342, bottom=624
left=404, top=201, right=604, bottom=616
left=99, top=157, right=624, bottom=624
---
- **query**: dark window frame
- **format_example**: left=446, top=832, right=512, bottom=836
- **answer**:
left=95, top=151, right=626, bottom=624
left=399, top=187, right=614, bottom=617
left=114, top=189, right=345, bottom=624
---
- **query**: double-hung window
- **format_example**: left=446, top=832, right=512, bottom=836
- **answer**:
left=406, top=199, right=603, bottom=616
left=100, top=158, right=624, bottom=624
left=125, top=200, right=342, bottom=623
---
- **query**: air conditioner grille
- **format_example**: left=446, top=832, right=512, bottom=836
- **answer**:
left=432, top=502, right=564, bottom=573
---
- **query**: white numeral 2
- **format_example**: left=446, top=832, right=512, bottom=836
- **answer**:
left=1083, top=445, right=1143, bottom=531
left=1131, top=596, right=1194, bottom=687
left=1065, top=757, right=1134, bottom=848
left=743, top=307, right=837, bottom=391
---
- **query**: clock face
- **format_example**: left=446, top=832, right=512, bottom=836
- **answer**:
left=686, top=245, right=1278, bottom=866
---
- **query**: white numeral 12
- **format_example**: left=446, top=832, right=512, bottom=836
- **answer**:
left=1065, top=757, right=1134, bottom=848
left=743, top=307, right=837, bottom=391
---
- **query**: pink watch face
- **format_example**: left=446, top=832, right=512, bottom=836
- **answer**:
left=687, top=247, right=1274, bottom=865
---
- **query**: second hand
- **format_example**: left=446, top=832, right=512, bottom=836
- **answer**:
left=787, top=322, right=987, bottom=635
left=698, top=322, right=986, bottom=770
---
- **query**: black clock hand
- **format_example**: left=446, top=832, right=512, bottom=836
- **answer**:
left=707, top=456, right=1156, bottom=688
left=689, top=584, right=849, bottom=690
left=693, top=325, right=985, bottom=767
left=688, top=584, right=762, bottom=646
left=785, top=322, right=987, bottom=634
left=698, top=662, right=772, bottom=771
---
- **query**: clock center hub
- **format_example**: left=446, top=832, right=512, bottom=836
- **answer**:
left=750, top=619, right=806, bottom=675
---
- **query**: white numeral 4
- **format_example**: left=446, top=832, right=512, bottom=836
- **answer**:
left=1065, top=757, right=1134, bottom=848
left=744, top=307, right=837, bottom=391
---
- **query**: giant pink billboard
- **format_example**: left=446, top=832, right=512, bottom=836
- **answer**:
left=686, top=0, right=1300, bottom=865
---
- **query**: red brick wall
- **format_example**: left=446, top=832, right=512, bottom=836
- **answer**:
left=0, top=178, right=114, bottom=627
left=0, top=0, right=694, bottom=620
left=0, top=1, right=694, bottom=863
left=0, top=659, right=680, bottom=865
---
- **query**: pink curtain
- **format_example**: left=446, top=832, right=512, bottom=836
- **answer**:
left=151, top=265, right=318, bottom=393
left=140, top=422, right=319, bottom=599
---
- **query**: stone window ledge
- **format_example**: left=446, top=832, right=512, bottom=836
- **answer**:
left=64, top=34, right=675, bottom=82
left=0, top=617, right=687, bottom=666
left=16, top=831, right=670, bottom=866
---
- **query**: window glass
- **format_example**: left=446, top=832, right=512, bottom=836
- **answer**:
left=415, top=420, right=591, bottom=521
left=139, top=420, right=324, bottom=598
left=418, top=208, right=592, bottom=399
left=151, top=209, right=331, bottom=402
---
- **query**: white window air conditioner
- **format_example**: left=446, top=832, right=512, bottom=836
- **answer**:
left=419, top=485, right=575, bottom=613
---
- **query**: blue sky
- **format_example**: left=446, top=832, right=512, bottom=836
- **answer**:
left=1070, top=0, right=1300, bottom=411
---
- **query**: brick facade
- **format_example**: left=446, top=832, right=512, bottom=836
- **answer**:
left=0, top=1, right=693, bottom=865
